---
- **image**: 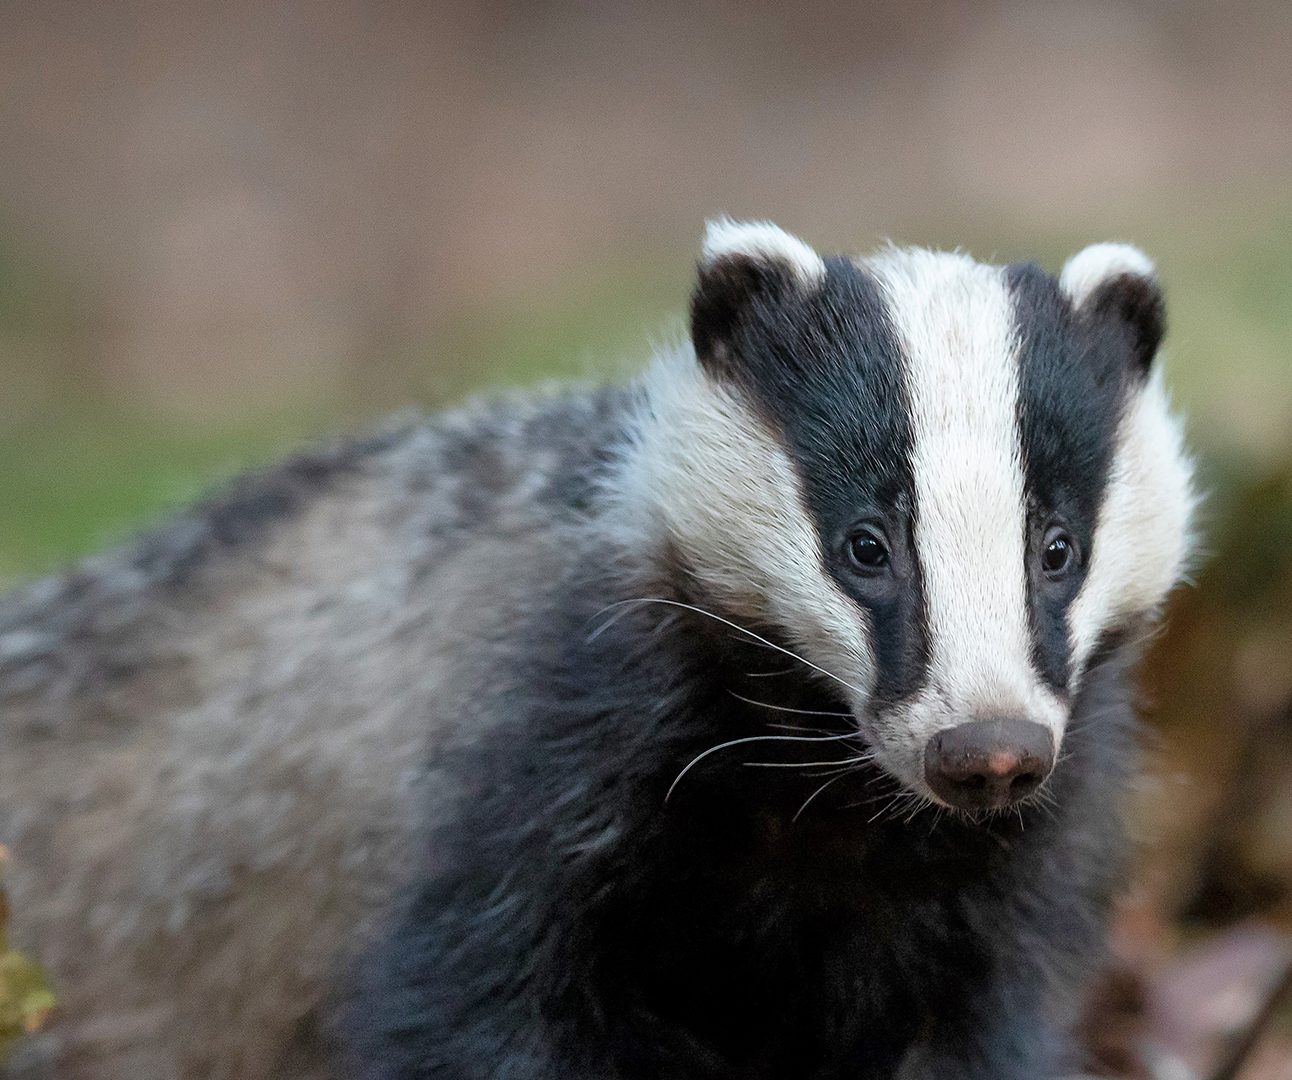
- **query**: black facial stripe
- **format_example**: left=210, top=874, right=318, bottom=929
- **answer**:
left=716, top=256, right=930, bottom=702
left=1007, top=262, right=1131, bottom=692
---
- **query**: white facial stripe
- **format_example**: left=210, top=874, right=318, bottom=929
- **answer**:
left=701, top=218, right=826, bottom=287
left=620, top=352, right=876, bottom=700
left=1069, top=368, right=1195, bottom=677
left=868, top=251, right=1064, bottom=740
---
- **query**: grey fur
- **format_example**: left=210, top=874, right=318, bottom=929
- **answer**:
left=0, top=386, right=634, bottom=1079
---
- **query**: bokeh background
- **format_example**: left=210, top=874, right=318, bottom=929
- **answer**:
left=1, top=1, right=1292, bottom=1075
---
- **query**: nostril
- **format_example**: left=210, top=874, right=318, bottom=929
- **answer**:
left=1010, top=772, right=1040, bottom=794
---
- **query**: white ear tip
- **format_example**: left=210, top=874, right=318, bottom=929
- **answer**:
left=1060, top=243, right=1156, bottom=306
left=700, top=218, right=825, bottom=285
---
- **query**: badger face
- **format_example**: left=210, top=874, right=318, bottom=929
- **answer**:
left=630, top=220, right=1194, bottom=812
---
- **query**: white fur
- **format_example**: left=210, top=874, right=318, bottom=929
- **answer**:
left=701, top=218, right=826, bottom=286
left=1060, top=242, right=1156, bottom=308
left=1068, top=368, right=1196, bottom=678
left=867, top=249, right=1066, bottom=788
left=619, top=351, right=876, bottom=702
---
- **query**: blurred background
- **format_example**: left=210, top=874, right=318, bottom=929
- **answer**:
left=1, top=1, right=1291, bottom=1075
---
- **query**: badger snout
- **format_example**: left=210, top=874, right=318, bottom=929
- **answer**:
left=923, top=719, right=1055, bottom=811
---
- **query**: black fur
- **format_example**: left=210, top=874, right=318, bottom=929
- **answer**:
left=1007, top=263, right=1150, bottom=693
left=692, top=254, right=930, bottom=703
left=1083, top=274, right=1165, bottom=376
left=344, top=531, right=1140, bottom=1079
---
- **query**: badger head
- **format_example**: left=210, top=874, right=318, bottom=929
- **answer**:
left=627, top=220, right=1195, bottom=813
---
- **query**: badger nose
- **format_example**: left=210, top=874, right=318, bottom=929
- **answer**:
left=923, top=719, right=1055, bottom=811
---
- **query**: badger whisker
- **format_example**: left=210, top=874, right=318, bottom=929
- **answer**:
left=664, top=731, right=859, bottom=803
left=902, top=795, right=934, bottom=825
left=741, top=753, right=875, bottom=770
left=727, top=691, right=854, bottom=719
left=860, top=769, right=897, bottom=791
left=601, top=600, right=885, bottom=803
left=1030, top=786, right=1061, bottom=822
left=603, top=597, right=869, bottom=699
left=792, top=771, right=856, bottom=822
left=896, top=792, right=932, bottom=825
left=764, top=721, right=847, bottom=736
left=797, top=763, right=877, bottom=780
left=860, top=790, right=893, bottom=805
left=866, top=791, right=907, bottom=824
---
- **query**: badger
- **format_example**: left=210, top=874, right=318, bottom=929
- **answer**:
left=0, top=221, right=1194, bottom=1080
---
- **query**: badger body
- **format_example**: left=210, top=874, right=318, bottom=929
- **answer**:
left=0, top=224, right=1194, bottom=1079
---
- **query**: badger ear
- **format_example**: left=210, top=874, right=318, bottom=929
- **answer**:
left=1060, top=243, right=1165, bottom=374
left=691, top=218, right=825, bottom=373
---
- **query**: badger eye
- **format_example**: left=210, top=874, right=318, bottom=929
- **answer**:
left=847, top=529, right=890, bottom=574
left=1040, top=529, right=1078, bottom=579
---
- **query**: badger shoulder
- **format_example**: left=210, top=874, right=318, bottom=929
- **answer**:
left=0, top=381, right=635, bottom=1080
left=0, top=383, right=634, bottom=723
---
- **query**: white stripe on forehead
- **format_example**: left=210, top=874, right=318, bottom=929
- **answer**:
left=867, top=250, right=1062, bottom=731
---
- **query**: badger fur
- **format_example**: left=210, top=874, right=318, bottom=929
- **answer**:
left=0, top=222, right=1194, bottom=1079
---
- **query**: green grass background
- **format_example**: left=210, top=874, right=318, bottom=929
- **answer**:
left=2, top=195, right=1290, bottom=586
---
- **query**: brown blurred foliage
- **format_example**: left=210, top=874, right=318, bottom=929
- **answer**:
left=1075, top=466, right=1292, bottom=1078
